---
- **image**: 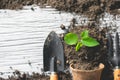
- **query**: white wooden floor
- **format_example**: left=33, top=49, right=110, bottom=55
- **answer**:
left=0, top=5, right=75, bottom=78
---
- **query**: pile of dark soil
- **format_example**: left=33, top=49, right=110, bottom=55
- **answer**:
left=0, top=0, right=119, bottom=26
left=47, top=0, right=120, bottom=19
left=0, top=0, right=119, bottom=16
left=0, top=0, right=119, bottom=27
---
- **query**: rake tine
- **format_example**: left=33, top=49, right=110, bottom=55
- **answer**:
left=107, top=33, right=113, bottom=58
left=115, top=32, right=119, bottom=57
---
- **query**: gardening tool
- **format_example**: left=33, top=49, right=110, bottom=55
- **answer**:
left=107, top=32, right=120, bottom=80
left=43, top=31, right=64, bottom=80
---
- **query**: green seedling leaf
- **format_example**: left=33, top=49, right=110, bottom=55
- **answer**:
left=64, top=33, right=78, bottom=45
left=81, top=37, right=99, bottom=47
left=64, top=30, right=100, bottom=51
left=80, top=30, right=89, bottom=39
left=75, top=42, right=83, bottom=51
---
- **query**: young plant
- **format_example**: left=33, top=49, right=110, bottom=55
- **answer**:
left=64, top=30, right=99, bottom=51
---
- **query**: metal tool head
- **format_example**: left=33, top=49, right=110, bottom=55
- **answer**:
left=107, top=32, right=120, bottom=68
left=50, top=57, right=57, bottom=72
left=107, top=33, right=113, bottom=58
left=115, top=32, right=119, bottom=56
left=43, top=31, right=64, bottom=72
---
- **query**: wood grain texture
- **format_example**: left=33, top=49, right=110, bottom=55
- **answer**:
left=0, top=6, right=75, bottom=78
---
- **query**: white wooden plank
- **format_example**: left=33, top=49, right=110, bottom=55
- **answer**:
left=0, top=6, right=75, bottom=78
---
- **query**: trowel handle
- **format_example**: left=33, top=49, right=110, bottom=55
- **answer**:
left=50, top=72, right=58, bottom=80
left=114, top=69, right=120, bottom=80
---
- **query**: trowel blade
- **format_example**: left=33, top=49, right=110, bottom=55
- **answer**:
left=43, top=31, right=64, bottom=72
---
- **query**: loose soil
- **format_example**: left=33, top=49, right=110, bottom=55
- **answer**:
left=46, top=0, right=120, bottom=21
left=0, top=0, right=47, bottom=9
left=0, top=0, right=120, bottom=16
left=0, top=70, right=72, bottom=80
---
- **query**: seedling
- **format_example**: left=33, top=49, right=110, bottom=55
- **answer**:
left=64, top=30, right=100, bottom=51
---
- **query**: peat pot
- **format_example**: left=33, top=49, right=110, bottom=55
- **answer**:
left=70, top=63, right=104, bottom=80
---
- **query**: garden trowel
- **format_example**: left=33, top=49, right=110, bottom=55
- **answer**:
left=43, top=31, right=64, bottom=80
left=107, top=32, right=120, bottom=80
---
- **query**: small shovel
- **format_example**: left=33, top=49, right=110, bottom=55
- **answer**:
left=43, top=31, right=64, bottom=80
left=107, top=32, right=120, bottom=80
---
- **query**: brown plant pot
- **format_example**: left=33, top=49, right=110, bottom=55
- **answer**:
left=70, top=63, right=104, bottom=80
